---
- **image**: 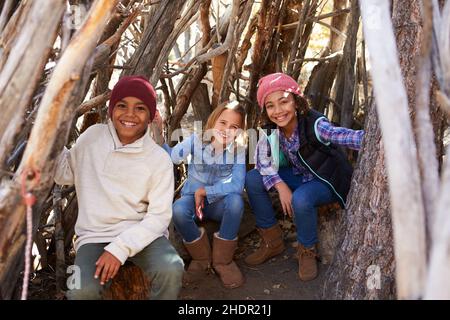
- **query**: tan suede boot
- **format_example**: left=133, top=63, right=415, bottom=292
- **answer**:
left=244, top=224, right=285, bottom=266
left=298, top=244, right=318, bottom=281
left=183, top=228, right=211, bottom=285
left=212, top=233, right=244, bottom=289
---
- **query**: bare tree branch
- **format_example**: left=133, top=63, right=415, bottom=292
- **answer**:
left=196, top=0, right=240, bottom=64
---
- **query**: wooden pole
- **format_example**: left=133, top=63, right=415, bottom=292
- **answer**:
left=359, top=0, right=427, bottom=299
left=18, top=0, right=119, bottom=174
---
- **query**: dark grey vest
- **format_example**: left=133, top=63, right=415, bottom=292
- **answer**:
left=296, top=109, right=354, bottom=207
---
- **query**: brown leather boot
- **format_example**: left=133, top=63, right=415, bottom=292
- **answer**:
left=244, top=224, right=285, bottom=266
left=183, top=228, right=211, bottom=285
left=298, top=244, right=318, bottom=281
left=212, top=233, right=244, bottom=289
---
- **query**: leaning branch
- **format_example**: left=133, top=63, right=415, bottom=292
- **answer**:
left=195, top=0, right=240, bottom=64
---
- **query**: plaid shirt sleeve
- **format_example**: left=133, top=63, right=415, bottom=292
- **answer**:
left=255, top=131, right=283, bottom=191
left=316, top=118, right=364, bottom=150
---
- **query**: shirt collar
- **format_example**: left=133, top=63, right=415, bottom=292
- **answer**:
left=107, top=119, right=152, bottom=153
left=204, top=139, right=235, bottom=156
left=279, top=122, right=299, bottom=142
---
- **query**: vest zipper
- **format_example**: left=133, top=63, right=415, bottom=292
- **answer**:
left=297, top=150, right=345, bottom=207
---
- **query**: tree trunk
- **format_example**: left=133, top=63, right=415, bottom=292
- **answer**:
left=211, top=51, right=228, bottom=108
left=329, top=0, right=349, bottom=53
left=317, top=203, right=344, bottom=265
left=304, top=53, right=341, bottom=114
left=188, top=0, right=212, bottom=128
left=338, top=0, right=359, bottom=128
left=330, top=0, right=359, bottom=125
left=191, top=83, right=212, bottom=126
left=322, top=100, right=395, bottom=299
left=323, top=0, right=432, bottom=300
left=103, top=264, right=150, bottom=300
left=355, top=0, right=426, bottom=299
left=392, top=0, right=422, bottom=111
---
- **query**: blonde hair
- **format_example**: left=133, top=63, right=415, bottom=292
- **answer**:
left=203, top=101, right=247, bottom=147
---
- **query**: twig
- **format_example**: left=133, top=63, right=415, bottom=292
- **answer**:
left=76, top=91, right=111, bottom=117
left=290, top=51, right=342, bottom=64
left=0, top=169, right=14, bottom=177
left=281, top=7, right=351, bottom=30
left=316, top=20, right=347, bottom=39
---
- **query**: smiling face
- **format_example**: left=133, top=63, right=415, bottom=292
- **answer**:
left=111, top=96, right=150, bottom=145
left=264, top=90, right=298, bottom=129
left=211, top=109, right=243, bottom=147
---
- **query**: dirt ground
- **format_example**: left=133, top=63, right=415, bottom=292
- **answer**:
left=179, top=228, right=326, bottom=300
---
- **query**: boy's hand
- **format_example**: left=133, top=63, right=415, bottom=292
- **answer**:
left=275, top=181, right=293, bottom=217
left=194, top=187, right=206, bottom=220
left=95, top=251, right=121, bottom=285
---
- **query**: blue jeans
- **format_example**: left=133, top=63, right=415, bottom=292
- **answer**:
left=245, top=167, right=338, bottom=248
left=66, top=237, right=184, bottom=300
left=172, top=193, right=244, bottom=242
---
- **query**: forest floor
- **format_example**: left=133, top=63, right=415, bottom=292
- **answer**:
left=178, top=227, right=327, bottom=300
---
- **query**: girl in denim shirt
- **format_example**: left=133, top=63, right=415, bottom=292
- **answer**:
left=163, top=101, right=246, bottom=289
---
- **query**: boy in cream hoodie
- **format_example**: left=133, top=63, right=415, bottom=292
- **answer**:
left=55, top=76, right=183, bottom=300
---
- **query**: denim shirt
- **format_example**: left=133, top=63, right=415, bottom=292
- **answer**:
left=163, top=134, right=246, bottom=204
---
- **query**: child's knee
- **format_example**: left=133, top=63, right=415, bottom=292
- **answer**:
left=292, top=192, right=314, bottom=212
left=224, top=193, right=244, bottom=214
left=172, top=202, right=192, bottom=223
left=245, top=169, right=263, bottom=190
left=154, top=257, right=185, bottom=282
left=167, top=258, right=185, bottom=279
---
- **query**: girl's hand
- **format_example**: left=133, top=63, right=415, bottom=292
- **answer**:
left=194, top=187, right=206, bottom=220
left=275, top=182, right=293, bottom=217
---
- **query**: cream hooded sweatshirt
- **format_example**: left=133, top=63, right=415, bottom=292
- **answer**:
left=54, top=120, right=174, bottom=264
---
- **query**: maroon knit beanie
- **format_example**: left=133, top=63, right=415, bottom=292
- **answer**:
left=256, top=73, right=303, bottom=109
left=108, top=76, right=157, bottom=121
